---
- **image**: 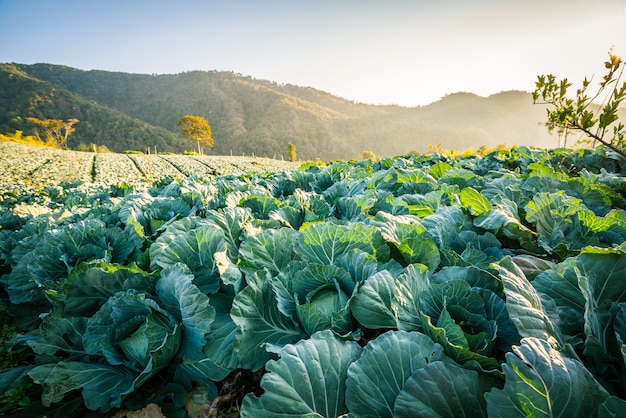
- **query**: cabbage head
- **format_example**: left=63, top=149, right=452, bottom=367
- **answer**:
left=293, top=264, right=355, bottom=335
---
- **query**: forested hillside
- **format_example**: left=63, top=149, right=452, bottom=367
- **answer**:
left=0, top=64, right=190, bottom=152
left=1, top=63, right=559, bottom=160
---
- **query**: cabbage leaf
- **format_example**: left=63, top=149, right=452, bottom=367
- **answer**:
left=240, top=330, right=361, bottom=417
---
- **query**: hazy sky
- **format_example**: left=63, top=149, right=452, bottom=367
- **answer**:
left=1, top=0, right=625, bottom=106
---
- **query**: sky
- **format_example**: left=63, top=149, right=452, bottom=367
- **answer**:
left=1, top=0, right=626, bottom=107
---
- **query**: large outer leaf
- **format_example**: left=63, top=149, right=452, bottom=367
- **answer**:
left=29, top=361, right=138, bottom=412
left=296, top=222, right=390, bottom=264
left=61, top=262, right=154, bottom=317
left=599, top=396, right=626, bottom=418
left=429, top=161, right=452, bottom=179
left=393, top=263, right=430, bottom=331
left=615, top=304, right=626, bottom=368
left=524, top=192, right=598, bottom=254
left=474, top=198, right=536, bottom=249
left=156, top=265, right=217, bottom=365
left=346, top=330, right=452, bottom=418
left=174, top=361, right=221, bottom=395
left=204, top=206, right=253, bottom=259
left=485, top=337, right=609, bottom=417
left=404, top=189, right=445, bottom=217
left=479, top=288, right=522, bottom=353
left=350, top=270, right=398, bottom=329
left=576, top=247, right=626, bottom=368
left=421, top=205, right=474, bottom=249
left=460, top=187, right=492, bottom=216
left=174, top=295, right=237, bottom=391
left=393, top=361, right=497, bottom=418
left=440, top=167, right=480, bottom=189
left=27, top=307, right=87, bottom=361
left=231, top=269, right=307, bottom=370
left=395, top=167, right=438, bottom=195
left=532, top=257, right=585, bottom=345
left=495, top=257, right=560, bottom=345
left=238, top=227, right=300, bottom=277
left=240, top=330, right=362, bottom=418
left=202, top=295, right=239, bottom=372
left=381, top=221, right=440, bottom=270
left=351, top=264, right=445, bottom=332
left=149, top=221, right=226, bottom=294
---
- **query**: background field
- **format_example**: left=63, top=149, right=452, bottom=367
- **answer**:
left=0, top=142, right=299, bottom=190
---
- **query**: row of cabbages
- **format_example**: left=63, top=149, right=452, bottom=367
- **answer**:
left=0, top=142, right=299, bottom=189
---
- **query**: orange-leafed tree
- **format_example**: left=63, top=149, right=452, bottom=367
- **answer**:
left=26, top=117, right=79, bottom=149
left=178, top=115, right=214, bottom=154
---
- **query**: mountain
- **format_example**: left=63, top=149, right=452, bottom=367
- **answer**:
left=0, top=64, right=190, bottom=153
left=0, top=62, right=558, bottom=160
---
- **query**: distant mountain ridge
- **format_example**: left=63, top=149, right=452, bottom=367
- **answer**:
left=0, top=62, right=558, bottom=160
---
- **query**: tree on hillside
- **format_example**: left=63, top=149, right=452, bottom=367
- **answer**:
left=287, top=143, right=297, bottom=162
left=26, top=117, right=79, bottom=149
left=358, top=150, right=378, bottom=161
left=178, top=115, right=214, bottom=154
left=533, top=47, right=626, bottom=159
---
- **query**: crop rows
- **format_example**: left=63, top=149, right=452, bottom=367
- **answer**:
left=0, top=142, right=299, bottom=192
left=0, top=142, right=93, bottom=187
left=157, top=154, right=220, bottom=177
left=91, top=153, right=145, bottom=185
left=1, top=145, right=626, bottom=417
left=127, top=154, right=186, bottom=181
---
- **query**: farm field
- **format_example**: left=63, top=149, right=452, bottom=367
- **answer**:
left=0, top=142, right=299, bottom=191
left=1, top=144, right=626, bottom=417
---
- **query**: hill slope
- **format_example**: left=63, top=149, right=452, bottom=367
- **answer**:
left=1, top=63, right=558, bottom=160
left=0, top=64, right=191, bottom=153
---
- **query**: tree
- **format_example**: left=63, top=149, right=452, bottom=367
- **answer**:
left=178, top=115, right=214, bottom=154
left=26, top=117, right=79, bottom=149
left=287, top=143, right=297, bottom=162
left=533, top=47, right=626, bottom=158
left=358, top=150, right=378, bottom=161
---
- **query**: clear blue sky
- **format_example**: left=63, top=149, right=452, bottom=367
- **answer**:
left=1, top=0, right=625, bottom=106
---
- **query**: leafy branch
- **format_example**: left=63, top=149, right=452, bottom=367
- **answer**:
left=532, top=47, right=626, bottom=159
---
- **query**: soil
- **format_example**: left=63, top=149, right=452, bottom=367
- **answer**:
left=112, top=404, right=166, bottom=418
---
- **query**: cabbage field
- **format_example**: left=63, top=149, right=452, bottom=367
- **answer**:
left=0, top=142, right=298, bottom=190
left=1, top=143, right=626, bottom=417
